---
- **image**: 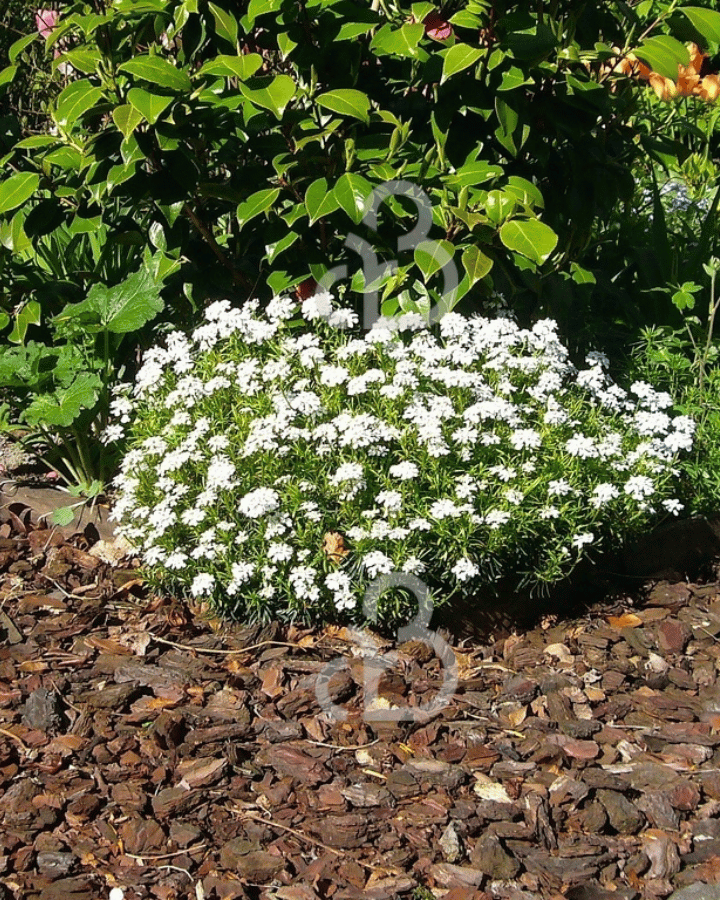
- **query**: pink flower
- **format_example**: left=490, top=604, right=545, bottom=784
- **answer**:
left=35, top=8, right=58, bottom=39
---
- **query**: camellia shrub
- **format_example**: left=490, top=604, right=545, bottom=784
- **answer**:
left=109, top=293, right=694, bottom=625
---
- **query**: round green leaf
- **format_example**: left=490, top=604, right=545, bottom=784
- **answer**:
left=499, top=219, right=558, bottom=264
left=0, top=173, right=39, bottom=216
left=317, top=89, right=371, bottom=124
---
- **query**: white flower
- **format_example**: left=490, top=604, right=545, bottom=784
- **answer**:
left=268, top=542, right=294, bottom=563
left=191, top=573, right=215, bottom=597
left=362, top=551, right=394, bottom=578
left=484, top=510, right=511, bottom=529
left=319, top=365, right=350, bottom=387
left=590, top=483, right=619, bottom=507
left=238, top=487, right=280, bottom=518
left=662, top=498, right=684, bottom=516
left=375, top=490, right=403, bottom=513
left=326, top=571, right=355, bottom=611
left=328, top=307, right=358, bottom=329
left=571, top=532, right=594, bottom=550
left=301, top=291, right=333, bottom=320
left=452, top=557, right=479, bottom=582
left=547, top=479, right=573, bottom=497
left=429, top=499, right=462, bottom=520
left=623, top=475, right=655, bottom=500
left=388, top=461, right=419, bottom=480
left=510, top=428, right=541, bottom=450
left=401, top=556, right=426, bottom=575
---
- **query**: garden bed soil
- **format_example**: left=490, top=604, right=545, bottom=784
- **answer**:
left=2, top=492, right=720, bottom=899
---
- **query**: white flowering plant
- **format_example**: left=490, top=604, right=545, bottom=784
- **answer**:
left=107, top=290, right=694, bottom=626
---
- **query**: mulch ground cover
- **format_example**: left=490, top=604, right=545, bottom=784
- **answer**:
left=1, top=500, right=720, bottom=900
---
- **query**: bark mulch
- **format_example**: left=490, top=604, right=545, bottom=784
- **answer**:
left=1, top=502, right=720, bottom=900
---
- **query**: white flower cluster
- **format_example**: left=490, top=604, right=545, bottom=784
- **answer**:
left=109, top=292, right=693, bottom=623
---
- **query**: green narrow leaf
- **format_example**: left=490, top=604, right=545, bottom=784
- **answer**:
left=333, top=173, right=373, bottom=225
left=317, top=89, right=371, bottom=124
left=119, top=56, right=192, bottom=91
left=237, top=188, right=281, bottom=229
left=54, top=80, right=104, bottom=128
left=441, top=44, right=484, bottom=82
left=461, top=245, right=493, bottom=286
left=0, top=173, right=39, bottom=215
left=499, top=219, right=558, bottom=264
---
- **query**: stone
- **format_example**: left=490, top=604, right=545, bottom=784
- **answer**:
left=669, top=886, right=720, bottom=900
left=596, top=790, right=644, bottom=834
left=470, top=833, right=520, bottom=879
left=439, top=822, right=464, bottom=863
left=21, top=688, right=64, bottom=734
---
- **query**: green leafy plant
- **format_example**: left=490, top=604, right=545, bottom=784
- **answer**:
left=631, top=257, right=720, bottom=516
left=110, top=290, right=692, bottom=626
left=0, top=248, right=178, bottom=505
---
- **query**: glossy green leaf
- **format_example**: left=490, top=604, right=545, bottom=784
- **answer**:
left=237, top=188, right=281, bottom=228
left=0, top=173, right=39, bottom=215
left=266, top=229, right=299, bottom=264
left=461, top=245, right=493, bottom=286
left=371, top=23, right=425, bottom=58
left=635, top=35, right=689, bottom=81
left=445, top=162, right=503, bottom=187
left=196, top=54, right=262, bottom=80
left=127, top=88, right=172, bottom=124
left=209, top=3, right=238, bottom=45
left=441, top=44, right=483, bottom=82
left=112, top=103, right=143, bottom=138
left=8, top=300, right=41, bottom=345
left=680, top=7, right=720, bottom=43
left=499, top=219, right=558, bottom=264
left=333, top=173, right=373, bottom=225
left=317, top=89, right=371, bottom=124
left=305, top=178, right=341, bottom=224
left=240, top=75, right=296, bottom=119
left=414, top=240, right=455, bottom=280
left=119, top=56, right=192, bottom=91
left=54, top=80, right=104, bottom=127
left=9, top=33, right=37, bottom=61
left=0, top=66, right=17, bottom=87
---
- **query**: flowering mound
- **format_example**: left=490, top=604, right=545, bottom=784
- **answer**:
left=109, top=293, right=693, bottom=625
